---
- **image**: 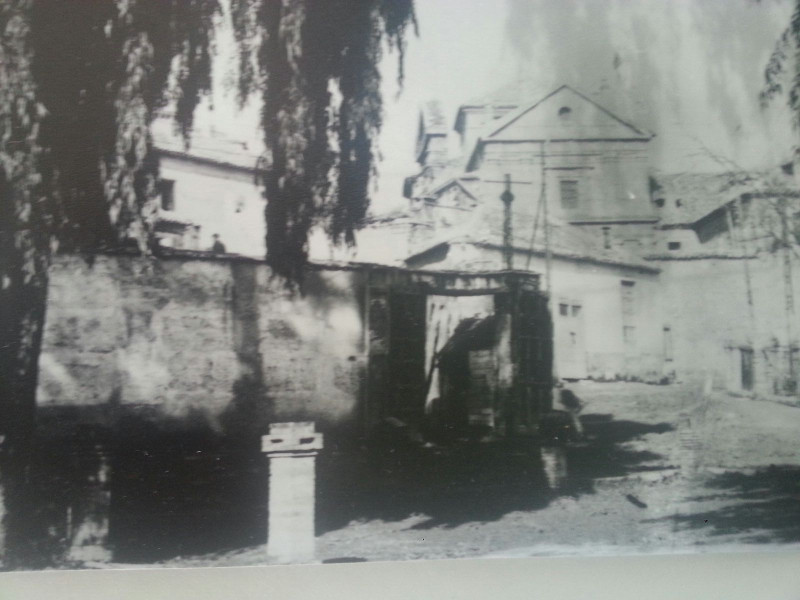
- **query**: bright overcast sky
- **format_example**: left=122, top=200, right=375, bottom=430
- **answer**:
left=195, top=0, right=797, bottom=216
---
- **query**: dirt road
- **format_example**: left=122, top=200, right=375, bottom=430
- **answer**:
left=135, top=381, right=800, bottom=568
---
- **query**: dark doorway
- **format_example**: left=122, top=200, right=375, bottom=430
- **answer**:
left=387, top=291, right=427, bottom=425
left=437, top=315, right=498, bottom=436
left=514, top=290, right=554, bottom=430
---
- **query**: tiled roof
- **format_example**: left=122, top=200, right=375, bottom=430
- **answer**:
left=152, top=119, right=265, bottom=171
left=653, top=170, right=799, bottom=226
left=407, top=210, right=657, bottom=272
left=474, top=214, right=655, bottom=270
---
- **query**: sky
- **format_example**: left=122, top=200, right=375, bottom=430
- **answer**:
left=191, top=0, right=798, bottom=217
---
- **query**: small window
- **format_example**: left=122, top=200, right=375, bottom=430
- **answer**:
left=675, top=198, right=683, bottom=208
left=571, top=305, right=581, bottom=317
left=663, top=326, right=673, bottom=361
left=559, top=303, right=569, bottom=316
left=668, top=241, right=681, bottom=251
left=158, top=179, right=175, bottom=211
left=560, top=179, right=579, bottom=209
left=602, top=226, right=611, bottom=249
left=558, top=106, right=572, bottom=119
left=623, top=325, right=636, bottom=345
left=654, top=197, right=665, bottom=208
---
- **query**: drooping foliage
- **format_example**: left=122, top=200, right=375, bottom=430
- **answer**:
left=761, top=0, right=800, bottom=130
left=231, top=0, right=416, bottom=283
left=0, top=0, right=219, bottom=566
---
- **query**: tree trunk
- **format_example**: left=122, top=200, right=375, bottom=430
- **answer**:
left=0, top=188, right=52, bottom=570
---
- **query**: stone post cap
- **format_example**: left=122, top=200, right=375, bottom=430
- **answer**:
left=262, top=422, right=323, bottom=454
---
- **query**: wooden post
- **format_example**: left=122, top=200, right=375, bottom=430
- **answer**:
left=501, top=174, right=515, bottom=271
left=262, top=422, right=323, bottom=564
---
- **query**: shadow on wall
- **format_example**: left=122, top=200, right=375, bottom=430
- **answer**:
left=219, top=262, right=271, bottom=449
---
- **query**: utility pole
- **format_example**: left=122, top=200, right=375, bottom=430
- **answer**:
left=542, top=141, right=552, bottom=297
left=780, top=197, right=796, bottom=391
left=501, top=174, right=514, bottom=271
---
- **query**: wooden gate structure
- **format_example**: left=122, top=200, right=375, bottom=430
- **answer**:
left=362, top=267, right=553, bottom=436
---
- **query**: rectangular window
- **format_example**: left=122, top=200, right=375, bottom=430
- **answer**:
left=559, top=179, right=579, bottom=209
left=663, top=326, right=673, bottom=361
left=668, top=241, right=681, bottom=251
left=623, top=325, right=636, bottom=345
left=602, top=226, right=611, bottom=249
left=740, top=347, right=754, bottom=391
left=559, top=303, right=569, bottom=316
left=571, top=305, right=581, bottom=317
left=621, top=281, right=636, bottom=348
left=158, top=179, right=175, bottom=211
left=620, top=280, right=636, bottom=317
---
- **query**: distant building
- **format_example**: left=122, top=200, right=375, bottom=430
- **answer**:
left=399, top=82, right=800, bottom=396
left=152, top=119, right=267, bottom=257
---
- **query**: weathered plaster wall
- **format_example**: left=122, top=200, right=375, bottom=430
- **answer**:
left=38, top=254, right=366, bottom=433
left=408, top=243, right=666, bottom=382
left=158, top=155, right=266, bottom=257
left=658, top=253, right=800, bottom=394
left=475, top=140, right=654, bottom=224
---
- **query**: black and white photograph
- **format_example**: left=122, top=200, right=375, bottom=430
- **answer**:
left=1, top=0, right=800, bottom=575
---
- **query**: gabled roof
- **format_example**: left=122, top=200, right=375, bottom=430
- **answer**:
left=464, top=85, right=653, bottom=172
left=428, top=176, right=479, bottom=201
left=485, top=85, right=652, bottom=142
left=453, top=78, right=553, bottom=132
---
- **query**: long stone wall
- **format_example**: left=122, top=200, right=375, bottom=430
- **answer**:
left=38, top=253, right=367, bottom=435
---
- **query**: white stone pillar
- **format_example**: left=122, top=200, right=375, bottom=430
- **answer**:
left=261, top=422, right=323, bottom=564
left=540, top=445, right=568, bottom=490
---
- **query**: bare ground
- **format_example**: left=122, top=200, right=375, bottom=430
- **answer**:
left=94, top=381, right=800, bottom=568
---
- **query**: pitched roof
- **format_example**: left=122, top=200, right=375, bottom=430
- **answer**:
left=485, top=85, right=652, bottom=141
left=653, top=170, right=800, bottom=227
left=152, top=119, right=265, bottom=171
left=406, top=212, right=657, bottom=272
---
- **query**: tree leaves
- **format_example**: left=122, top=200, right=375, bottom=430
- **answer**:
left=762, top=0, right=800, bottom=130
left=231, top=0, right=416, bottom=284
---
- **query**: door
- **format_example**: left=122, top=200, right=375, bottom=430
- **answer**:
left=555, top=300, right=587, bottom=379
left=514, top=290, right=554, bottom=429
left=387, top=291, right=427, bottom=425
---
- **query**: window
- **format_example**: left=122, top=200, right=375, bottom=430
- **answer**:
left=668, top=241, right=681, bottom=251
left=623, top=326, right=636, bottom=345
left=560, top=179, right=579, bottom=210
left=558, top=106, right=572, bottom=119
left=602, top=226, right=611, bottom=249
left=663, top=326, right=673, bottom=361
left=621, top=281, right=636, bottom=348
left=571, top=305, right=581, bottom=317
left=158, top=179, right=175, bottom=211
left=559, top=303, right=569, bottom=316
